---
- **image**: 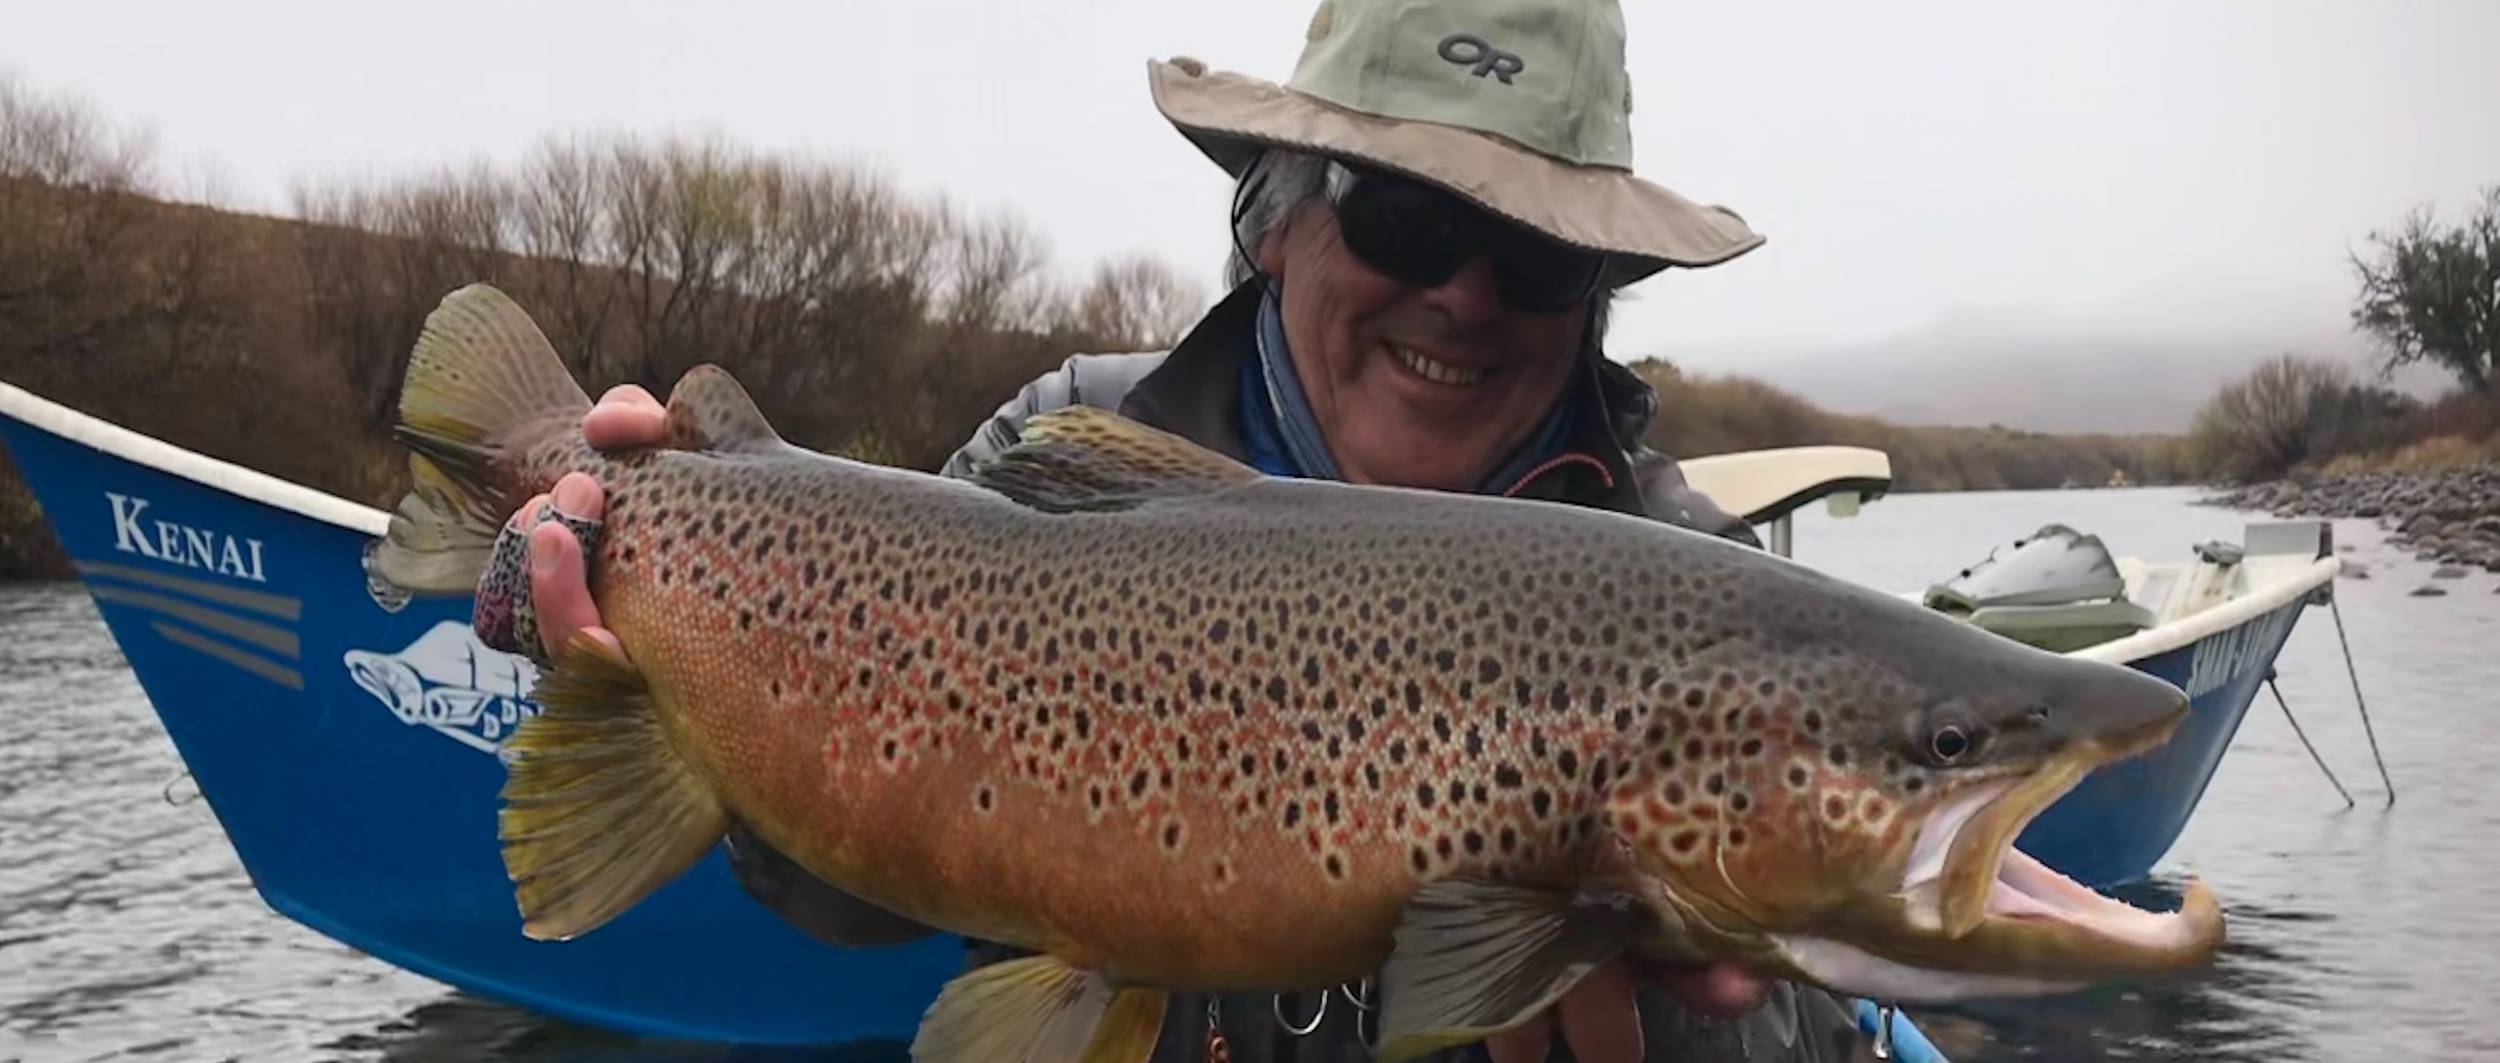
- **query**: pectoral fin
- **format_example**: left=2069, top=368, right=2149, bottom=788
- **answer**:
left=1374, top=878, right=1647, bottom=1063
left=911, top=954, right=1167, bottom=1063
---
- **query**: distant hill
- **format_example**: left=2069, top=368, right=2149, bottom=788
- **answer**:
left=1677, top=305, right=2445, bottom=435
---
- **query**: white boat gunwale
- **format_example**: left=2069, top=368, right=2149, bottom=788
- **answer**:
left=2068, top=555, right=2337, bottom=666
left=0, top=381, right=392, bottom=537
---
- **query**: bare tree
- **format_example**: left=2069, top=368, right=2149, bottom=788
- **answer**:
left=0, top=73, right=160, bottom=366
left=2187, top=353, right=2352, bottom=481
left=1070, top=254, right=1205, bottom=351
left=2350, top=185, right=2500, bottom=394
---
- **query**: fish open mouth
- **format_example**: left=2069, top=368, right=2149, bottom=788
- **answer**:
left=1772, top=741, right=2224, bottom=1001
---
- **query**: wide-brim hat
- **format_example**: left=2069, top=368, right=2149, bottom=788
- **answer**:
left=1149, top=0, right=1765, bottom=289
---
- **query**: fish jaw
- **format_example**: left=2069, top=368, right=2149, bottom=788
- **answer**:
left=1765, top=701, right=2224, bottom=1001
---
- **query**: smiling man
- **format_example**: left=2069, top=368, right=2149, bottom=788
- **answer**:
left=503, top=0, right=1870, bottom=1059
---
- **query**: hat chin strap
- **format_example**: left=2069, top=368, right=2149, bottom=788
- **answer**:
left=1227, top=149, right=1281, bottom=295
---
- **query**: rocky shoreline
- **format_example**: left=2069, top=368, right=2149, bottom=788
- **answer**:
left=2200, top=462, right=2500, bottom=575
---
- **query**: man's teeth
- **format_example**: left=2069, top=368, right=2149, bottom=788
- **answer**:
left=1391, top=344, right=1486, bottom=386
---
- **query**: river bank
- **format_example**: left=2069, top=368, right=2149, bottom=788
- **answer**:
left=2200, top=462, right=2500, bottom=573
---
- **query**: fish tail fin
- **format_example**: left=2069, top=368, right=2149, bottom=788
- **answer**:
left=372, top=283, right=592, bottom=594
left=498, top=631, right=726, bottom=940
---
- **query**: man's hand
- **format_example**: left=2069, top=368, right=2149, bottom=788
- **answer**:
left=1484, top=957, right=1773, bottom=1063
left=507, top=384, right=667, bottom=659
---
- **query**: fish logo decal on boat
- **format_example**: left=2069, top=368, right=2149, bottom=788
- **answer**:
left=344, top=621, right=542, bottom=755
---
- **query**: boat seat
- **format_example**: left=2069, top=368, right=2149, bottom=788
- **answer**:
left=1959, top=598, right=2160, bottom=654
left=1924, top=523, right=2161, bottom=652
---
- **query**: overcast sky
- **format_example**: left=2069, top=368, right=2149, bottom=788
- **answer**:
left=8, top=0, right=2499, bottom=367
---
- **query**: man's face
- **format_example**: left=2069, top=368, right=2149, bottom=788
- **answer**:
left=1256, top=195, right=1591, bottom=493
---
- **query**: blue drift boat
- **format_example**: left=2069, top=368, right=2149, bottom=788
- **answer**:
left=2, top=381, right=2347, bottom=1057
left=1922, top=521, right=2349, bottom=887
left=1677, top=450, right=2353, bottom=890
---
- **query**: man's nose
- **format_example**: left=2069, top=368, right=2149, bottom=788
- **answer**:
left=1420, top=253, right=1505, bottom=326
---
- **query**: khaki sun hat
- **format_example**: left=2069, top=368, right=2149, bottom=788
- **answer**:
left=1149, top=0, right=1765, bottom=288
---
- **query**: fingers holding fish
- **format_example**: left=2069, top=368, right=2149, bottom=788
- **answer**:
left=584, top=383, right=668, bottom=451
left=1638, top=958, right=1772, bottom=1018
left=528, top=472, right=619, bottom=663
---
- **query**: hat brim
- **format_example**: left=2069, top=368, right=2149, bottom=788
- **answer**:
left=1147, top=58, right=1765, bottom=287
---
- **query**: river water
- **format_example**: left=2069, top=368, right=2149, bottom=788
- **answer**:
left=1, top=486, right=2492, bottom=1062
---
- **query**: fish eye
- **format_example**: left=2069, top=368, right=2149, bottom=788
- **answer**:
left=1928, top=724, right=1972, bottom=764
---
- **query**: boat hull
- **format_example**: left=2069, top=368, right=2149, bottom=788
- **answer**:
left=0, top=386, right=960, bottom=1047
left=2017, top=593, right=2311, bottom=888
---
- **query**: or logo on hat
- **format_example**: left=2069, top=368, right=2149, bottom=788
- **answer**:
left=1437, top=33, right=1523, bottom=84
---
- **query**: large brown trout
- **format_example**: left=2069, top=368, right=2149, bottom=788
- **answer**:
left=372, top=285, right=2223, bottom=1062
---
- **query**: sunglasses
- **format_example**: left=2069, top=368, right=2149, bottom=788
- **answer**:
left=1326, top=162, right=1607, bottom=314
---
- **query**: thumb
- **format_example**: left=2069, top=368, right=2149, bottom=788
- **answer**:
left=527, top=476, right=621, bottom=662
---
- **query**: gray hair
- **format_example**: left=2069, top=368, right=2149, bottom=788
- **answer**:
left=1223, top=147, right=1615, bottom=344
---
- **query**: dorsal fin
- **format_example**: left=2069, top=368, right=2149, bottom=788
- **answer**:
left=660, top=365, right=786, bottom=453
left=970, top=406, right=1261, bottom=513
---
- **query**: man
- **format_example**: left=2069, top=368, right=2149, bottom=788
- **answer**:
left=501, top=0, right=1865, bottom=1058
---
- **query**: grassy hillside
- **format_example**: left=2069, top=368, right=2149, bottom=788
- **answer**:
left=1628, top=359, right=2185, bottom=492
